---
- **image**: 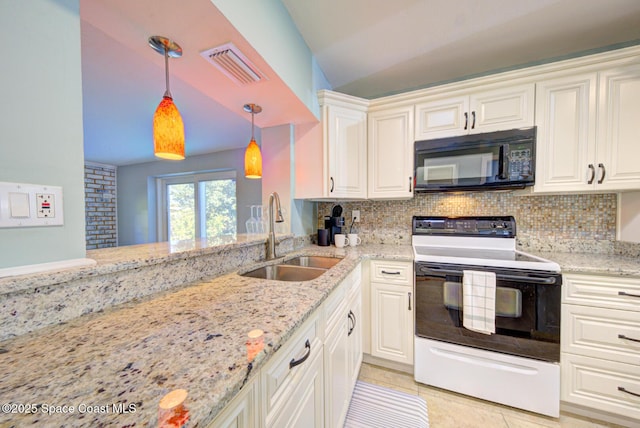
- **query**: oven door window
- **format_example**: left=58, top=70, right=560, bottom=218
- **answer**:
left=415, top=271, right=560, bottom=362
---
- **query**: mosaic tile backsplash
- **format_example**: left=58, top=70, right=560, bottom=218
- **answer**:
left=318, top=192, right=620, bottom=253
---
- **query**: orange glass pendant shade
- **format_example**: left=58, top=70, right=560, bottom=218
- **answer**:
left=243, top=103, right=263, bottom=179
left=153, top=96, right=185, bottom=160
left=245, top=138, right=262, bottom=178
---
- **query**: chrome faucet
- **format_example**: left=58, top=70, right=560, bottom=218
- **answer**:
left=266, top=192, right=284, bottom=260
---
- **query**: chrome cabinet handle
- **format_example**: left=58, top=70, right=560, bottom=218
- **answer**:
left=618, top=386, right=640, bottom=398
left=587, top=164, right=596, bottom=184
left=289, top=339, right=311, bottom=369
left=409, top=176, right=412, bottom=192
left=330, top=177, right=334, bottom=193
left=471, top=111, right=476, bottom=129
left=381, top=270, right=401, bottom=275
left=597, top=163, right=606, bottom=184
left=408, top=292, right=412, bottom=311
left=464, top=112, right=468, bottom=130
left=618, top=334, right=640, bottom=343
left=619, top=291, right=640, bottom=298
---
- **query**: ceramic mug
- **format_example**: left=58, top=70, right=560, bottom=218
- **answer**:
left=347, top=233, right=361, bottom=247
left=334, top=234, right=350, bottom=248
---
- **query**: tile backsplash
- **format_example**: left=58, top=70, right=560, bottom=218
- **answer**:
left=318, top=192, right=620, bottom=253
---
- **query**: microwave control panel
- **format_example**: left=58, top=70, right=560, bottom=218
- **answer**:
left=507, top=143, right=533, bottom=180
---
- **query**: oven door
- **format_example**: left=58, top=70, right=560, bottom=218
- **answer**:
left=415, top=262, right=561, bottom=362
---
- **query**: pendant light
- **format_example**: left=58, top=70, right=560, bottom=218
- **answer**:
left=244, top=103, right=262, bottom=179
left=149, top=36, right=185, bottom=160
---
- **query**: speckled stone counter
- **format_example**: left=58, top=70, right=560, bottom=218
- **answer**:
left=0, top=244, right=412, bottom=427
left=533, top=251, right=640, bottom=277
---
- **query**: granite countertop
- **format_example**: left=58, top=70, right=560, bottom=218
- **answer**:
left=0, top=244, right=412, bottom=427
left=532, top=251, right=640, bottom=277
left=0, top=235, right=273, bottom=295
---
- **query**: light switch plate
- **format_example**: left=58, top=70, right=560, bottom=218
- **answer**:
left=0, top=182, right=63, bottom=228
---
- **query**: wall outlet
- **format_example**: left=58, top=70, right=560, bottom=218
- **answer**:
left=352, top=210, right=361, bottom=222
left=36, top=193, right=55, bottom=218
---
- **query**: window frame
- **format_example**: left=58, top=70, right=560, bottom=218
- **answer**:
left=156, top=170, right=237, bottom=242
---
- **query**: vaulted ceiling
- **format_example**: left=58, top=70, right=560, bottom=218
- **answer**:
left=81, top=0, right=640, bottom=166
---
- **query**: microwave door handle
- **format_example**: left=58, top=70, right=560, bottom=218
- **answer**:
left=497, top=144, right=509, bottom=180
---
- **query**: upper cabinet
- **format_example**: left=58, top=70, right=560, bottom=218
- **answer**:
left=368, top=106, right=414, bottom=199
left=414, top=83, right=535, bottom=140
left=295, top=90, right=368, bottom=200
left=535, top=62, right=640, bottom=193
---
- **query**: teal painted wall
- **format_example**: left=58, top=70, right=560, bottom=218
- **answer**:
left=212, top=0, right=330, bottom=119
left=0, top=0, right=86, bottom=269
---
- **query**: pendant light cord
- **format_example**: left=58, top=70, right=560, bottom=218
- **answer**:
left=251, top=109, right=255, bottom=140
left=163, top=45, right=172, bottom=99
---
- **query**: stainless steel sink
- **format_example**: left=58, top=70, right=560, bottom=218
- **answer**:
left=241, top=264, right=328, bottom=281
left=282, top=256, right=342, bottom=269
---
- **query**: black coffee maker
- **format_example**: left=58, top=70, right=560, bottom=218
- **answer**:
left=324, top=205, right=345, bottom=245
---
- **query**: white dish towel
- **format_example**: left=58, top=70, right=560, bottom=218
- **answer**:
left=462, top=270, right=496, bottom=335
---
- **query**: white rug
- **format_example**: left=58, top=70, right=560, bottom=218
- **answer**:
left=344, top=381, right=430, bottom=428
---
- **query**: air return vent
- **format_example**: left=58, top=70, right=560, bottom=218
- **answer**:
left=200, top=42, right=264, bottom=86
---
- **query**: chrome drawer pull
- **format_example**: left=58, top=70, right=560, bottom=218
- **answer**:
left=619, top=291, right=640, bottom=298
left=618, top=386, right=640, bottom=398
left=618, top=334, right=640, bottom=343
left=381, top=270, right=401, bottom=275
left=289, top=339, right=311, bottom=369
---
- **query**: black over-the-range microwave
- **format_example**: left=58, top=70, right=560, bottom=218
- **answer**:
left=414, top=127, right=536, bottom=192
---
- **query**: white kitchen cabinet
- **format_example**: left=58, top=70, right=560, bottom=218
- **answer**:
left=367, top=106, right=414, bottom=199
left=207, top=377, right=260, bottom=428
left=295, top=90, right=368, bottom=200
left=534, top=73, right=597, bottom=192
left=535, top=63, right=640, bottom=193
left=370, top=260, right=414, bottom=365
left=324, top=264, right=362, bottom=428
left=561, top=273, right=640, bottom=423
left=414, top=83, right=534, bottom=140
left=270, top=346, right=324, bottom=428
left=261, top=311, right=322, bottom=428
left=596, top=64, right=640, bottom=190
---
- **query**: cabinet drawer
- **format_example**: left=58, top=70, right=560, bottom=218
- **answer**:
left=262, top=312, right=322, bottom=421
left=561, top=353, right=640, bottom=421
left=562, top=304, right=640, bottom=365
left=563, top=274, right=640, bottom=312
left=371, top=260, right=412, bottom=286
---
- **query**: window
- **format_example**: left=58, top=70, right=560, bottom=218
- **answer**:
left=157, top=171, right=237, bottom=242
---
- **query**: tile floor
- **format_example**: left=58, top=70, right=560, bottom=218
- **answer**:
left=357, top=362, right=626, bottom=428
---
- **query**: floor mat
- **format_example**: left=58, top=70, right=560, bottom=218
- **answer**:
left=344, top=380, right=429, bottom=428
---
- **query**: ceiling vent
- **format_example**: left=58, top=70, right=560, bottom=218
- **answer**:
left=200, top=42, right=264, bottom=86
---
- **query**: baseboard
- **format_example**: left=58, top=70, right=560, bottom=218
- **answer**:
left=362, top=353, right=414, bottom=375
left=561, top=401, right=639, bottom=428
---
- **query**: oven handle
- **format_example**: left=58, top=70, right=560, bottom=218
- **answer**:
left=418, top=267, right=558, bottom=284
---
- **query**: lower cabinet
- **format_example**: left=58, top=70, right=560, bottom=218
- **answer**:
left=370, top=260, right=414, bottom=365
left=210, top=262, right=362, bottom=428
left=208, top=376, right=260, bottom=428
left=561, top=273, right=640, bottom=423
left=324, top=264, right=362, bottom=428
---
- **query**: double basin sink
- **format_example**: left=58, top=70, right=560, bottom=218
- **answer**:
left=241, top=256, right=342, bottom=282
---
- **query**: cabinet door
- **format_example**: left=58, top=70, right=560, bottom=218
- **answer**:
left=324, top=318, right=350, bottom=428
left=348, top=289, right=363, bottom=389
left=271, top=348, right=324, bottom=428
left=368, top=106, right=414, bottom=199
left=414, top=96, right=469, bottom=140
left=326, top=104, right=368, bottom=198
left=371, top=282, right=414, bottom=365
left=208, top=377, right=259, bottom=428
left=534, top=73, right=598, bottom=192
left=597, top=63, right=640, bottom=190
left=469, top=83, right=535, bottom=134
